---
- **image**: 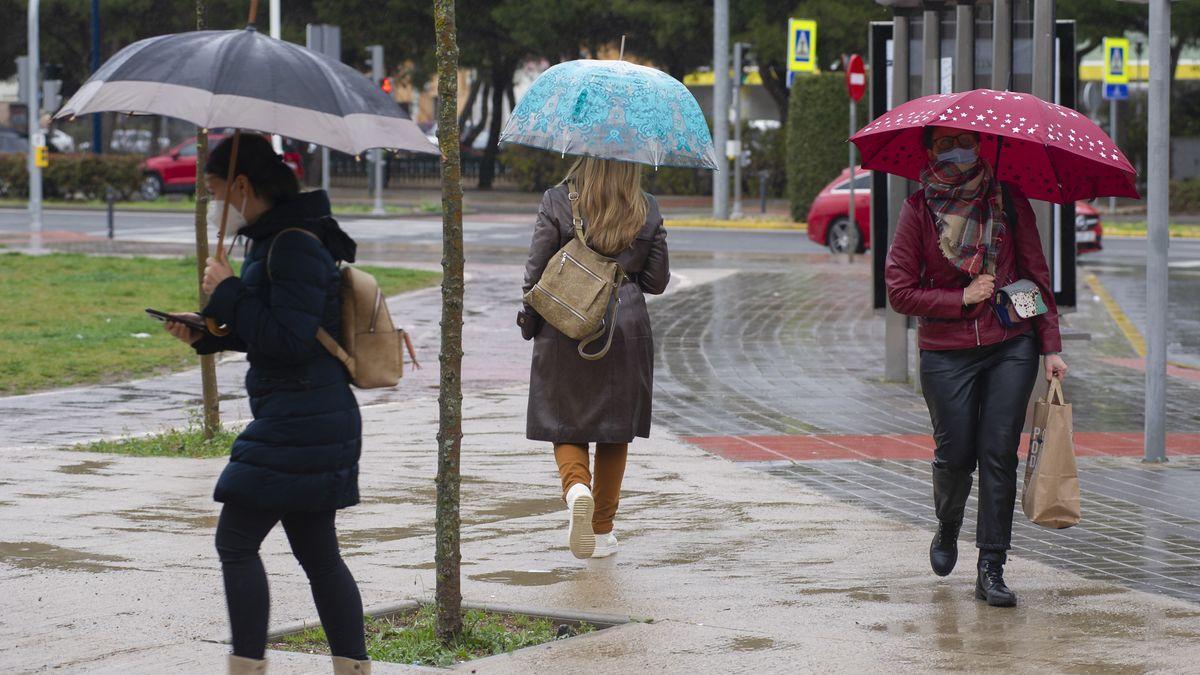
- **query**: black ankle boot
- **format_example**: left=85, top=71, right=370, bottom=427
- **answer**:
left=929, top=520, right=961, bottom=576
left=975, top=553, right=1016, bottom=607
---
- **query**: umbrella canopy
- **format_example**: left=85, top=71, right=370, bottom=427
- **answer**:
left=850, top=89, right=1138, bottom=204
left=55, top=27, right=437, bottom=157
left=500, top=59, right=718, bottom=170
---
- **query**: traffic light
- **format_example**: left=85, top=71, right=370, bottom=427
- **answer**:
left=381, top=77, right=393, bottom=94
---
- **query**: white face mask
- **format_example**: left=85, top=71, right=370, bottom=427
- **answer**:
left=207, top=192, right=249, bottom=233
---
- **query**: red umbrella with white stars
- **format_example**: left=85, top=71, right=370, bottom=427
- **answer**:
left=849, top=88, right=1138, bottom=204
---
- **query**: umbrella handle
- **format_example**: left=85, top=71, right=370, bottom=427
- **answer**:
left=214, top=129, right=243, bottom=263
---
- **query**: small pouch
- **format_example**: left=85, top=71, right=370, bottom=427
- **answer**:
left=517, top=309, right=542, bottom=341
left=994, top=279, right=1048, bottom=328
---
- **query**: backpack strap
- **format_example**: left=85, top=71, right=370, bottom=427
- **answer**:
left=267, top=228, right=354, bottom=375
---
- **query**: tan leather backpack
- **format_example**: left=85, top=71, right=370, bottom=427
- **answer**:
left=523, top=181, right=624, bottom=360
left=270, top=228, right=417, bottom=388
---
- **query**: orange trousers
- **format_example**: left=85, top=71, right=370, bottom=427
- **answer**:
left=553, top=443, right=628, bottom=535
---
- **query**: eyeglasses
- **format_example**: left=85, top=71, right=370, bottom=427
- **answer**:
left=932, top=134, right=980, bottom=153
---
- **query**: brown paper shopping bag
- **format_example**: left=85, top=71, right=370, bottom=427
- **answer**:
left=1021, top=378, right=1081, bottom=528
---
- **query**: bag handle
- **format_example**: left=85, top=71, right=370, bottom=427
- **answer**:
left=567, top=179, right=587, bottom=244
left=1047, top=376, right=1066, bottom=405
left=267, top=227, right=352, bottom=374
left=578, top=276, right=621, bottom=361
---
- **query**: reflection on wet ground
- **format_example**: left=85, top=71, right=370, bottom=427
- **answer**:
left=0, top=541, right=129, bottom=572
left=468, top=568, right=579, bottom=586
left=55, top=460, right=114, bottom=475
left=768, top=456, right=1200, bottom=605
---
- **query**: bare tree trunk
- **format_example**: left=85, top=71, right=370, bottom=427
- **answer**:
left=457, top=72, right=481, bottom=132
left=477, top=64, right=509, bottom=189
left=433, top=0, right=464, bottom=643
left=462, top=81, right=489, bottom=149
left=194, top=0, right=219, bottom=438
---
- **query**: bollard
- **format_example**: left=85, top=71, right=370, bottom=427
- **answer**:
left=106, top=186, right=115, bottom=239
left=759, top=170, right=769, bottom=214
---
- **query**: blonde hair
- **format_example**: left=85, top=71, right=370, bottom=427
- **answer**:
left=562, top=157, right=647, bottom=256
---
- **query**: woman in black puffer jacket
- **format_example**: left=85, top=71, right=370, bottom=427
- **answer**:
left=164, top=135, right=369, bottom=675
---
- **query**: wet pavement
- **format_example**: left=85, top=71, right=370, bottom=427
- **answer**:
left=651, top=254, right=1200, bottom=610
left=3, top=232, right=1200, bottom=670
left=5, top=390, right=1200, bottom=673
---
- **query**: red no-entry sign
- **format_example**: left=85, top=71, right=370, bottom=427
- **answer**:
left=846, top=54, right=866, bottom=102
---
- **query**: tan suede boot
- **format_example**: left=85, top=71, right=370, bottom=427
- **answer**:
left=331, top=656, right=371, bottom=674
left=227, top=654, right=267, bottom=674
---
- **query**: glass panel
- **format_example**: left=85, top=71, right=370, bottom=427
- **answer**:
left=975, top=3, right=994, bottom=89
left=1012, top=0, right=1034, bottom=93
left=941, top=9, right=956, bottom=93
left=179, top=142, right=197, bottom=157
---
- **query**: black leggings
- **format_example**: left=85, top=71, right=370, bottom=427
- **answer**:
left=214, top=504, right=367, bottom=660
left=920, top=332, right=1040, bottom=552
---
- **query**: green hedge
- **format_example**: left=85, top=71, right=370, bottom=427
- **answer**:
left=1171, top=177, right=1200, bottom=212
left=0, top=153, right=144, bottom=200
left=787, top=72, right=851, bottom=221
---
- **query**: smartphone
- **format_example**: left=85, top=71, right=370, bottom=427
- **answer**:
left=145, top=308, right=208, bottom=333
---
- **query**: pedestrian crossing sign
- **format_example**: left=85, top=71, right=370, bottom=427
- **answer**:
left=788, top=19, right=817, bottom=73
left=1103, top=37, right=1130, bottom=85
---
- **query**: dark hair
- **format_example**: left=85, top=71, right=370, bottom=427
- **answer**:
left=204, top=133, right=299, bottom=203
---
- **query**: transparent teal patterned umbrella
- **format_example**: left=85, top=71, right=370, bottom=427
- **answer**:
left=499, top=59, right=719, bottom=171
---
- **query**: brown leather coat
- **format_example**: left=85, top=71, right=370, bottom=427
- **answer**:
left=885, top=183, right=1062, bottom=354
left=523, top=185, right=670, bottom=443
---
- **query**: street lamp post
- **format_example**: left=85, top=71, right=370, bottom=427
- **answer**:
left=27, top=0, right=42, bottom=252
left=731, top=42, right=748, bottom=220
left=712, top=0, right=730, bottom=220
left=1144, top=0, right=1170, bottom=462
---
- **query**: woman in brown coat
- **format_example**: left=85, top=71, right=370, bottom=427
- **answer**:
left=521, top=157, right=670, bottom=559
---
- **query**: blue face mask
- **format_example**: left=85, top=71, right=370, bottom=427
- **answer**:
left=937, top=146, right=978, bottom=166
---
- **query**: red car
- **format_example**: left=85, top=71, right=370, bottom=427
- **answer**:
left=140, top=134, right=305, bottom=200
left=806, top=166, right=1103, bottom=254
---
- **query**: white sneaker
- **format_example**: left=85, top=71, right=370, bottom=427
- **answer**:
left=592, top=531, right=618, bottom=558
left=565, top=484, right=595, bottom=559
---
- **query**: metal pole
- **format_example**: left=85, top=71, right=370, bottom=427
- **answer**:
left=712, top=0, right=730, bottom=219
left=27, top=0, right=42, bottom=253
left=1031, top=0, right=1055, bottom=265
left=106, top=187, right=115, bottom=239
left=732, top=42, right=744, bottom=219
left=321, top=146, right=330, bottom=194
left=885, top=10, right=910, bottom=383
left=922, top=7, right=940, bottom=97
left=1145, top=0, right=1170, bottom=462
left=269, top=0, right=283, bottom=155
left=848, top=98, right=856, bottom=262
left=373, top=149, right=385, bottom=215
left=1109, top=97, right=1118, bottom=213
left=90, top=0, right=101, bottom=155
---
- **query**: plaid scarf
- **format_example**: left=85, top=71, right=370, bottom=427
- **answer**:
left=921, top=159, right=1005, bottom=277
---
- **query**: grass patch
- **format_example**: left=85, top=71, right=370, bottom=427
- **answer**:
left=74, top=414, right=239, bottom=458
left=1102, top=222, right=1200, bottom=239
left=665, top=217, right=804, bottom=230
left=0, top=253, right=439, bottom=395
left=270, top=605, right=594, bottom=667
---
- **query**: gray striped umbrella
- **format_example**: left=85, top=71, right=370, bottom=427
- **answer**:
left=55, top=27, right=437, bottom=157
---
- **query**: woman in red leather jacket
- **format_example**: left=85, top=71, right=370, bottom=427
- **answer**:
left=885, top=126, right=1068, bottom=608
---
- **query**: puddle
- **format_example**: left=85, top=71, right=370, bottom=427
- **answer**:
left=464, top=497, right=564, bottom=525
left=55, top=460, right=114, bottom=475
left=727, top=636, right=776, bottom=652
left=116, top=507, right=218, bottom=531
left=341, top=526, right=433, bottom=547
left=848, top=590, right=891, bottom=603
left=469, top=568, right=578, bottom=586
left=0, top=541, right=129, bottom=572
